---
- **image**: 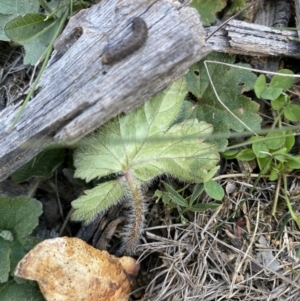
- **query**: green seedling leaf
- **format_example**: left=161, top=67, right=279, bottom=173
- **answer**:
left=185, top=52, right=261, bottom=142
left=12, top=149, right=64, bottom=183
left=161, top=181, right=188, bottom=207
left=0, top=281, right=44, bottom=301
left=190, top=183, right=204, bottom=205
left=73, top=79, right=220, bottom=223
left=254, top=74, right=267, bottom=98
left=260, top=86, right=282, bottom=101
left=0, top=0, right=40, bottom=41
left=202, top=165, right=220, bottom=183
left=265, top=131, right=285, bottom=150
left=0, top=196, right=42, bottom=283
left=284, top=104, right=300, bottom=121
left=155, top=189, right=170, bottom=203
left=271, top=94, right=288, bottom=110
left=204, top=180, right=224, bottom=200
left=190, top=0, right=226, bottom=26
left=270, top=69, right=294, bottom=90
left=236, top=148, right=256, bottom=161
left=188, top=202, right=220, bottom=212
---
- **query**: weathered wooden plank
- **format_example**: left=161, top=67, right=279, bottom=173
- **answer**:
left=206, top=19, right=300, bottom=58
left=0, top=0, right=208, bottom=181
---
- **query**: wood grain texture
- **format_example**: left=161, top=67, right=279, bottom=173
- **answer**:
left=206, top=19, right=300, bottom=59
left=0, top=0, right=208, bottom=180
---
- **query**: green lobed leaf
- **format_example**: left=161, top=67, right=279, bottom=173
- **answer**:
left=71, top=180, right=126, bottom=222
left=74, top=79, right=187, bottom=182
left=0, top=240, right=10, bottom=283
left=0, top=240, right=38, bottom=284
left=0, top=196, right=42, bottom=284
left=190, top=0, right=226, bottom=26
left=12, top=149, right=64, bottom=183
left=0, top=281, right=44, bottom=301
left=204, top=180, right=224, bottom=200
left=132, top=119, right=219, bottom=183
left=185, top=52, right=261, bottom=137
left=179, top=101, right=229, bottom=151
left=73, top=79, right=220, bottom=222
left=0, top=196, right=42, bottom=242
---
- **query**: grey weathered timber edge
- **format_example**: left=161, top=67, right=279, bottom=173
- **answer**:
left=0, top=0, right=209, bottom=181
left=206, top=19, right=300, bottom=58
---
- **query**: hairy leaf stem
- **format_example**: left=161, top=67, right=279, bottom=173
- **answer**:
left=123, top=171, right=145, bottom=254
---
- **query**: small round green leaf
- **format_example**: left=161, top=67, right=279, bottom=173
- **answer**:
left=284, top=104, right=300, bottom=121
left=204, top=180, right=224, bottom=200
left=285, top=155, right=300, bottom=169
left=270, top=69, right=294, bottom=90
left=271, top=94, right=288, bottom=110
left=254, top=74, right=267, bottom=98
left=284, top=130, right=295, bottom=152
left=221, top=149, right=239, bottom=159
left=265, top=131, right=285, bottom=150
left=252, top=141, right=269, bottom=158
left=261, top=87, right=282, bottom=101
left=236, top=149, right=256, bottom=161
